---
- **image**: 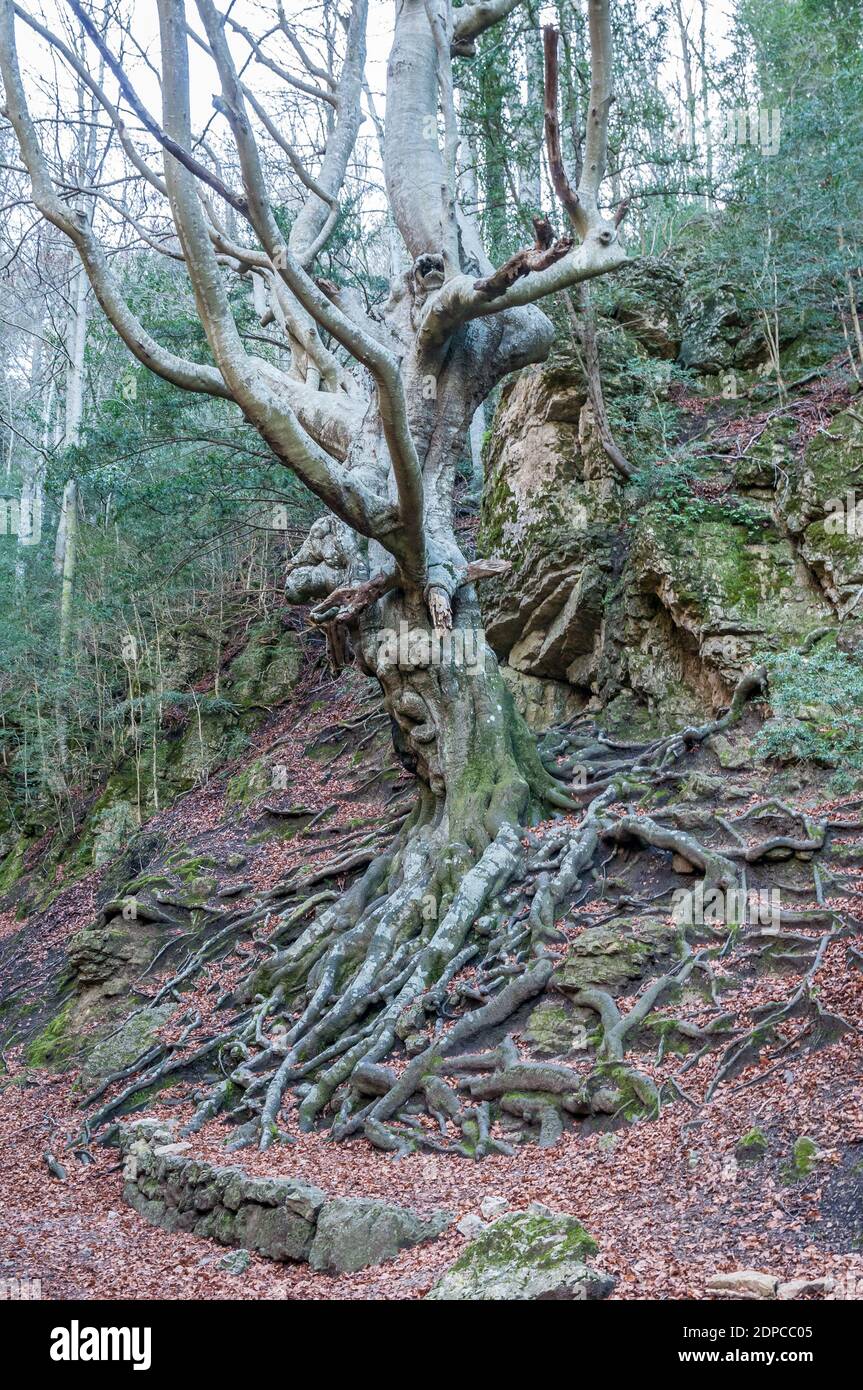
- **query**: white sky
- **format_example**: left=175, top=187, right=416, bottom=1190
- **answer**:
left=12, top=1, right=736, bottom=138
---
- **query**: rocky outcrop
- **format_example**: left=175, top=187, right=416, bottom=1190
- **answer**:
left=620, top=501, right=832, bottom=713
left=478, top=257, right=859, bottom=733
left=119, top=1120, right=450, bottom=1270
left=426, top=1209, right=614, bottom=1301
left=612, top=257, right=684, bottom=360
left=78, top=1005, right=175, bottom=1090
left=477, top=354, right=621, bottom=725
left=780, top=408, right=863, bottom=615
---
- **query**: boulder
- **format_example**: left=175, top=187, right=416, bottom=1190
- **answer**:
left=707, top=733, right=753, bottom=770
left=220, top=1249, right=250, bottom=1276
left=426, top=1211, right=614, bottom=1301
left=706, top=1270, right=779, bottom=1300
left=80, top=1004, right=174, bottom=1088
left=456, top=1214, right=487, bottom=1239
left=480, top=1196, right=509, bottom=1221
left=777, top=1277, right=835, bottom=1300
left=678, top=280, right=749, bottom=373
left=230, top=1202, right=316, bottom=1263
left=309, top=1197, right=451, bottom=1274
left=475, top=316, right=846, bottom=732
left=523, top=998, right=589, bottom=1056
left=477, top=356, right=621, bottom=713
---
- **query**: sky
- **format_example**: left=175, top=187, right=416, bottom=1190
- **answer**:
left=10, top=1, right=735, bottom=134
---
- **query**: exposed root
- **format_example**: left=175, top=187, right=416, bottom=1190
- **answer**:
left=73, top=662, right=861, bottom=1158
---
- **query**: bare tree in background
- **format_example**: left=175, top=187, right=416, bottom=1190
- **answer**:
left=1, top=0, right=633, bottom=1149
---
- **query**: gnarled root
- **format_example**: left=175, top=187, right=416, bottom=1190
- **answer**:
left=79, top=663, right=836, bottom=1157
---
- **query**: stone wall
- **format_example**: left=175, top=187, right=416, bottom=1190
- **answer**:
left=119, top=1119, right=450, bottom=1273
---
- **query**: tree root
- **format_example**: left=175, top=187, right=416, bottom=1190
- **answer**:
left=76, top=662, right=859, bottom=1158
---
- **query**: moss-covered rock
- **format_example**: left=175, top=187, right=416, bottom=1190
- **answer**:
left=80, top=1004, right=174, bottom=1088
left=67, top=914, right=164, bottom=1004
left=309, top=1197, right=451, bottom=1274
left=91, top=800, right=139, bottom=868
left=0, top=834, right=28, bottom=895
left=629, top=504, right=831, bottom=698
left=220, top=620, right=302, bottom=710
left=226, top=758, right=272, bottom=805
left=523, top=999, right=589, bottom=1057
left=554, top=916, right=682, bottom=995
left=612, top=257, right=684, bottom=359
left=735, top=1127, right=769, bottom=1163
left=425, top=1210, right=614, bottom=1301
left=782, top=1134, right=820, bottom=1181
left=25, top=997, right=77, bottom=1069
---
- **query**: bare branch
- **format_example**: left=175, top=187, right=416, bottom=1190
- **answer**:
left=13, top=3, right=168, bottom=200
left=423, top=0, right=460, bottom=272
left=417, top=3, right=624, bottom=349
left=580, top=0, right=613, bottom=202
left=65, top=0, right=250, bottom=220
left=182, top=21, right=339, bottom=235
left=287, top=0, right=367, bottom=263
left=275, top=2, right=336, bottom=88
left=0, top=0, right=230, bottom=399
left=151, top=0, right=394, bottom=534
left=384, top=0, right=447, bottom=259
left=473, top=215, right=573, bottom=301
left=225, top=13, right=339, bottom=108
left=451, top=0, right=524, bottom=55
left=191, top=0, right=427, bottom=583
left=543, top=24, right=587, bottom=239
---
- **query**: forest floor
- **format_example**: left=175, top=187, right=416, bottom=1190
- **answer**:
left=2, top=647, right=863, bottom=1300
left=2, top=986, right=862, bottom=1300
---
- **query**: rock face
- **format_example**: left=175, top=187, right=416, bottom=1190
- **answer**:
left=781, top=409, right=863, bottom=615
left=309, top=1197, right=451, bottom=1274
left=119, top=1121, right=449, bottom=1271
left=68, top=918, right=166, bottom=1009
left=80, top=1004, right=174, bottom=1089
left=478, top=256, right=859, bottom=733
left=523, top=998, right=590, bottom=1057
left=612, top=257, right=684, bottom=360
left=426, top=1211, right=615, bottom=1301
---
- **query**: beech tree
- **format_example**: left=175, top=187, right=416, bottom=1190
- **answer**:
left=1, top=0, right=645, bottom=1149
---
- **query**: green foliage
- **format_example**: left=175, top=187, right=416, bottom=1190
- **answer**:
left=754, top=637, right=863, bottom=768
left=0, top=255, right=319, bottom=845
left=25, top=998, right=76, bottom=1069
left=631, top=453, right=698, bottom=517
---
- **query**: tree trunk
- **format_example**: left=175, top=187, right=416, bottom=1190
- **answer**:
left=362, top=586, right=553, bottom=848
